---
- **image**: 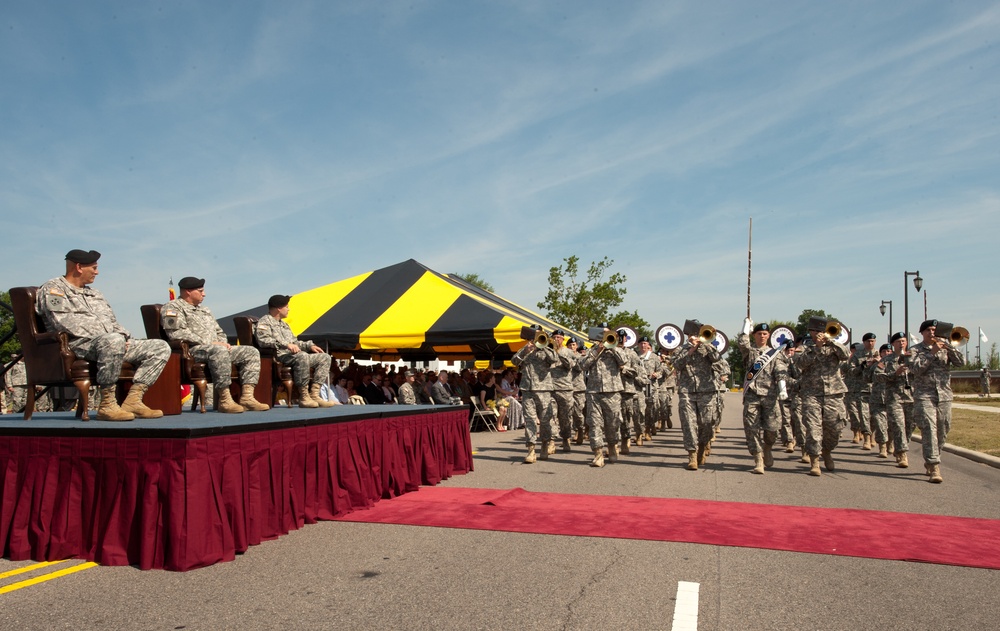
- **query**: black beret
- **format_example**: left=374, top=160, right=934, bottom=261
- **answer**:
left=752, top=323, right=770, bottom=333
left=638, top=335, right=650, bottom=343
left=597, top=322, right=609, bottom=329
left=616, top=329, right=628, bottom=337
left=862, top=332, right=877, bottom=341
left=551, top=329, right=564, bottom=336
left=851, top=342, right=862, bottom=350
left=879, top=343, right=892, bottom=352
left=919, top=319, right=938, bottom=332
left=178, top=277, right=205, bottom=290
left=66, top=249, right=101, bottom=264
left=268, top=294, right=291, bottom=309
left=890, top=332, right=906, bottom=343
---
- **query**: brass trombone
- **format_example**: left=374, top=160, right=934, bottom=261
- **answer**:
left=602, top=330, right=619, bottom=348
left=534, top=330, right=550, bottom=349
left=697, top=324, right=717, bottom=345
left=825, top=321, right=843, bottom=340
left=935, top=322, right=970, bottom=347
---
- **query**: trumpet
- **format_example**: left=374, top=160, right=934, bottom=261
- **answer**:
left=825, top=321, right=843, bottom=340
left=534, top=330, right=550, bottom=348
left=697, top=324, right=717, bottom=345
left=934, top=322, right=969, bottom=347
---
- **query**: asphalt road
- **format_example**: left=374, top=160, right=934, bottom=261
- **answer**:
left=3, top=391, right=1000, bottom=630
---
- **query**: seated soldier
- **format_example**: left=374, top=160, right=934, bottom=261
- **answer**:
left=36, top=249, right=170, bottom=421
left=254, top=294, right=334, bottom=408
left=162, top=277, right=269, bottom=413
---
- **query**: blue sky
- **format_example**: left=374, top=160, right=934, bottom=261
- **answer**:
left=2, top=1, right=998, bottom=357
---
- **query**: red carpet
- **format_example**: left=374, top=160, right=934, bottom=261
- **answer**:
left=335, top=486, right=1000, bottom=570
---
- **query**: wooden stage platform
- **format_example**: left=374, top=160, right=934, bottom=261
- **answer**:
left=0, top=404, right=472, bottom=571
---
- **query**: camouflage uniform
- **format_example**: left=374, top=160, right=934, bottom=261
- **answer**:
left=875, top=351, right=913, bottom=456
left=162, top=298, right=261, bottom=389
left=550, top=343, right=578, bottom=443
left=570, top=352, right=587, bottom=436
left=793, top=339, right=849, bottom=456
left=671, top=342, right=724, bottom=452
left=909, top=341, right=963, bottom=465
left=5, top=360, right=27, bottom=412
left=786, top=358, right=805, bottom=447
left=638, top=349, right=662, bottom=435
left=512, top=343, right=559, bottom=448
left=866, top=354, right=889, bottom=447
left=982, top=369, right=992, bottom=398
left=620, top=348, right=648, bottom=444
left=36, top=276, right=169, bottom=387
left=580, top=344, right=627, bottom=451
left=713, top=353, right=731, bottom=430
left=657, top=356, right=677, bottom=429
left=254, top=314, right=332, bottom=389
left=397, top=381, right=416, bottom=405
left=845, top=348, right=878, bottom=438
left=737, top=333, right=790, bottom=457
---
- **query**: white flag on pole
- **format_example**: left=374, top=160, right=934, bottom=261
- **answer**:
left=981, top=328, right=989, bottom=343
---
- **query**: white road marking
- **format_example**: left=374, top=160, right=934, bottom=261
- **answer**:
left=671, top=580, right=700, bottom=631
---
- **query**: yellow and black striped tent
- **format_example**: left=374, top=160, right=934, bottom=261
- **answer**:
left=220, top=259, right=586, bottom=361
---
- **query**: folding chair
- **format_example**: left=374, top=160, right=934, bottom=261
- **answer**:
left=471, top=399, right=498, bottom=432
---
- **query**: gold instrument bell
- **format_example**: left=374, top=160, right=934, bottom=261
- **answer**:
left=935, top=322, right=970, bottom=347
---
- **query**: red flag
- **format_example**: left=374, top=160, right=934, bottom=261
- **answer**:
left=168, top=277, right=176, bottom=301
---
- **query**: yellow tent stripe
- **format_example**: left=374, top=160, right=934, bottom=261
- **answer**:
left=359, top=272, right=461, bottom=349
left=494, top=315, right=529, bottom=344
left=286, top=271, right=371, bottom=336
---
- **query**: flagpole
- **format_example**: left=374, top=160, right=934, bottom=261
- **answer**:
left=746, top=217, right=752, bottom=320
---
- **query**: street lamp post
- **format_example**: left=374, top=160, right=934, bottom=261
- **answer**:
left=904, top=271, right=923, bottom=341
left=879, top=300, right=893, bottom=342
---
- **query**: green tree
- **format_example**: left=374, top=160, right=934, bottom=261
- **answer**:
left=538, top=256, right=628, bottom=331
left=794, top=309, right=840, bottom=338
left=0, top=291, right=21, bottom=363
left=453, top=273, right=495, bottom=294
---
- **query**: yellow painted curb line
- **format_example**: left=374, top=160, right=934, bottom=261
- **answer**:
left=0, top=561, right=98, bottom=595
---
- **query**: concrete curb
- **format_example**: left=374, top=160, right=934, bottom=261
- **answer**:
left=910, top=435, right=1000, bottom=470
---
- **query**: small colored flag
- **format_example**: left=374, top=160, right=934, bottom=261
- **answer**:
left=909, top=333, right=921, bottom=346
left=981, top=328, right=989, bottom=344
left=168, top=277, right=175, bottom=301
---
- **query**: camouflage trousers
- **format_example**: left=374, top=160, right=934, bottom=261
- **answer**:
left=790, top=397, right=805, bottom=446
left=677, top=391, right=717, bottom=452
left=655, top=388, right=675, bottom=427
left=192, top=344, right=260, bottom=389
left=870, top=398, right=889, bottom=445
left=620, top=393, right=641, bottom=441
left=913, top=397, right=952, bottom=465
left=742, top=391, right=780, bottom=455
left=278, top=351, right=332, bottom=388
left=551, top=389, right=575, bottom=441
left=586, top=391, right=622, bottom=451
left=74, top=333, right=170, bottom=387
left=522, top=390, right=556, bottom=447
left=846, top=392, right=871, bottom=435
left=778, top=400, right=793, bottom=444
left=801, top=393, right=846, bottom=456
left=571, top=392, right=586, bottom=432
left=886, top=397, right=912, bottom=454
left=644, top=393, right=658, bottom=432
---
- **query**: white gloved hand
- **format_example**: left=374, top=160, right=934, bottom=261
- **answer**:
left=742, top=318, right=753, bottom=336
left=778, top=379, right=789, bottom=401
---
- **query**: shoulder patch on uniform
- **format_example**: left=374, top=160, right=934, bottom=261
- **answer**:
left=47, top=287, right=66, bottom=297
left=162, top=308, right=178, bottom=317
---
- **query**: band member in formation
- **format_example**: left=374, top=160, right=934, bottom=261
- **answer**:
left=567, top=337, right=588, bottom=444
left=36, top=250, right=170, bottom=421
left=636, top=336, right=662, bottom=439
left=866, top=343, right=893, bottom=458
left=909, top=319, right=964, bottom=483
left=846, top=333, right=879, bottom=449
left=162, top=277, right=270, bottom=413
left=793, top=317, right=850, bottom=476
left=511, top=328, right=559, bottom=463
left=656, top=347, right=676, bottom=430
left=736, top=321, right=790, bottom=474
left=785, top=339, right=807, bottom=459
left=878, top=332, right=913, bottom=467
left=580, top=325, right=628, bottom=468
left=549, top=330, right=578, bottom=452
left=619, top=331, right=648, bottom=453
left=671, top=323, right=726, bottom=471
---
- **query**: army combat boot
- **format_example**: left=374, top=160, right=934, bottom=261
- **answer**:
left=523, top=444, right=537, bottom=464
left=539, top=441, right=550, bottom=461
left=121, top=383, right=163, bottom=419
left=297, top=387, right=319, bottom=409
left=590, top=448, right=605, bottom=468
left=763, top=444, right=774, bottom=468
left=241, top=384, right=271, bottom=411
left=686, top=450, right=698, bottom=471
left=752, top=452, right=765, bottom=474
left=309, top=384, right=334, bottom=408
left=929, top=464, right=943, bottom=483
left=217, top=388, right=245, bottom=414
left=808, top=455, right=821, bottom=476
left=821, top=449, right=835, bottom=472
left=896, top=452, right=909, bottom=468
left=877, top=442, right=888, bottom=458
left=98, top=387, right=135, bottom=422
left=574, top=428, right=585, bottom=445
left=561, top=438, right=571, bottom=453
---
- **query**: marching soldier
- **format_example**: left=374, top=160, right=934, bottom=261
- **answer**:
left=866, top=343, right=893, bottom=458
left=736, top=321, right=790, bottom=474
left=846, top=333, right=879, bottom=449
left=512, top=328, right=559, bottom=463
left=671, top=322, right=726, bottom=470
left=36, top=249, right=170, bottom=421
left=793, top=317, right=850, bottom=476
left=909, top=319, right=964, bottom=483
left=567, top=337, right=588, bottom=445
left=580, top=325, right=628, bottom=467
left=549, top=330, right=578, bottom=452
left=162, top=277, right=270, bottom=413
left=878, top=332, right=914, bottom=468
left=657, top=347, right=677, bottom=430
left=637, top=336, right=662, bottom=440
left=619, top=333, right=649, bottom=452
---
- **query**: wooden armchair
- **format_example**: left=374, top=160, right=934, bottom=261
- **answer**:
left=9, top=286, right=136, bottom=421
left=233, top=316, right=293, bottom=408
left=140, top=303, right=209, bottom=413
